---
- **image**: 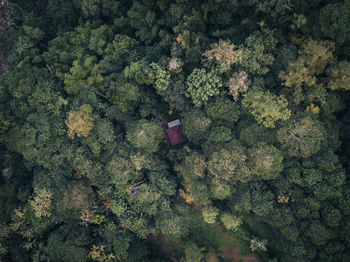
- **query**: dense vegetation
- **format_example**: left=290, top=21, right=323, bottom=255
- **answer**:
left=1, top=0, right=350, bottom=261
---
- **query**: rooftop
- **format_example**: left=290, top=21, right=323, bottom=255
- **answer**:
left=165, top=119, right=185, bottom=145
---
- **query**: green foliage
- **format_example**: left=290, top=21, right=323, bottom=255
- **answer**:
left=181, top=242, right=205, bottom=262
left=280, top=38, right=335, bottom=104
left=186, top=68, right=223, bottom=107
left=239, top=29, right=277, bottom=75
left=205, top=97, right=240, bottom=123
left=320, top=0, right=350, bottom=45
left=1, top=1, right=350, bottom=261
left=127, top=0, right=160, bottom=43
left=182, top=109, right=211, bottom=144
left=306, top=222, right=334, bottom=246
left=248, top=142, right=283, bottom=180
left=126, top=119, right=164, bottom=153
left=220, top=212, right=242, bottom=230
left=326, top=61, right=350, bottom=91
left=62, top=181, right=95, bottom=212
left=124, top=60, right=155, bottom=85
left=155, top=212, right=188, bottom=239
left=202, top=206, right=219, bottom=224
left=45, top=231, right=90, bottom=262
left=30, top=188, right=53, bottom=218
left=239, top=123, right=276, bottom=147
left=242, top=87, right=291, bottom=128
left=80, top=0, right=120, bottom=18
left=93, top=119, right=115, bottom=145
left=277, top=114, right=325, bottom=158
left=250, top=183, right=274, bottom=217
left=207, top=126, right=232, bottom=144
left=245, top=0, right=291, bottom=18
left=150, top=62, right=171, bottom=94
left=299, top=39, right=335, bottom=76
left=0, top=111, right=14, bottom=138
left=208, top=140, right=250, bottom=183
left=111, top=82, right=140, bottom=112
left=64, top=57, right=103, bottom=94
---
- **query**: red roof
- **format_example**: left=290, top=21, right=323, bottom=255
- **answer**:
left=166, top=125, right=186, bottom=145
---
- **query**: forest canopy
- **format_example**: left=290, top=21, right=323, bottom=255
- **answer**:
left=0, top=0, right=350, bottom=261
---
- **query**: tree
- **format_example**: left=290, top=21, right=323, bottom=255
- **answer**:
left=80, top=0, right=120, bottom=18
left=244, top=0, right=292, bottom=18
left=250, top=183, right=274, bottom=217
left=202, top=206, right=219, bottom=224
left=322, top=207, right=341, bottom=228
left=228, top=71, right=251, bottom=101
left=66, top=104, right=96, bottom=138
left=242, top=86, right=291, bottom=128
left=161, top=75, right=190, bottom=111
left=183, top=152, right=207, bottom=179
left=306, top=222, right=334, bottom=246
left=250, top=236, right=268, bottom=252
left=239, top=29, right=277, bottom=75
left=208, top=141, right=250, bottom=182
left=239, top=123, right=277, bottom=147
left=111, top=82, right=140, bottom=112
left=298, top=39, right=335, bottom=76
left=186, top=68, right=223, bottom=107
left=279, top=58, right=316, bottom=104
left=149, top=62, right=171, bottom=94
left=0, top=111, right=13, bottom=138
left=64, top=56, right=103, bottom=95
left=280, top=39, right=335, bottom=103
left=126, top=119, right=164, bottom=153
left=326, top=61, right=350, bottom=91
left=93, top=119, right=115, bottom=145
left=63, top=181, right=95, bottom=212
left=44, top=230, right=90, bottom=262
left=220, top=212, right=242, bottom=230
left=30, top=188, right=53, bottom=218
left=124, top=60, right=155, bottom=85
left=127, top=0, right=161, bottom=43
left=205, top=97, right=240, bottom=123
left=210, top=178, right=232, bottom=200
left=0, top=0, right=11, bottom=31
left=202, top=39, right=242, bottom=72
left=155, top=211, right=188, bottom=239
left=180, top=242, right=205, bottom=262
left=277, top=114, right=325, bottom=158
left=207, top=126, right=232, bottom=144
left=320, top=0, right=350, bottom=45
left=150, top=63, right=170, bottom=94
left=89, top=245, right=116, bottom=262
left=106, top=155, right=136, bottom=184
left=182, top=109, right=211, bottom=144
left=249, top=142, right=283, bottom=180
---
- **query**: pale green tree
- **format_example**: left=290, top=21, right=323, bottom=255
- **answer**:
left=126, top=120, right=164, bottom=153
left=277, top=114, right=325, bottom=158
left=248, top=142, right=283, bottom=180
left=202, top=206, right=219, bottom=224
left=220, top=212, right=242, bottom=230
left=242, top=87, right=291, bottom=128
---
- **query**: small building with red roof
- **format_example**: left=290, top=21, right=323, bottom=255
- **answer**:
left=165, top=119, right=186, bottom=145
